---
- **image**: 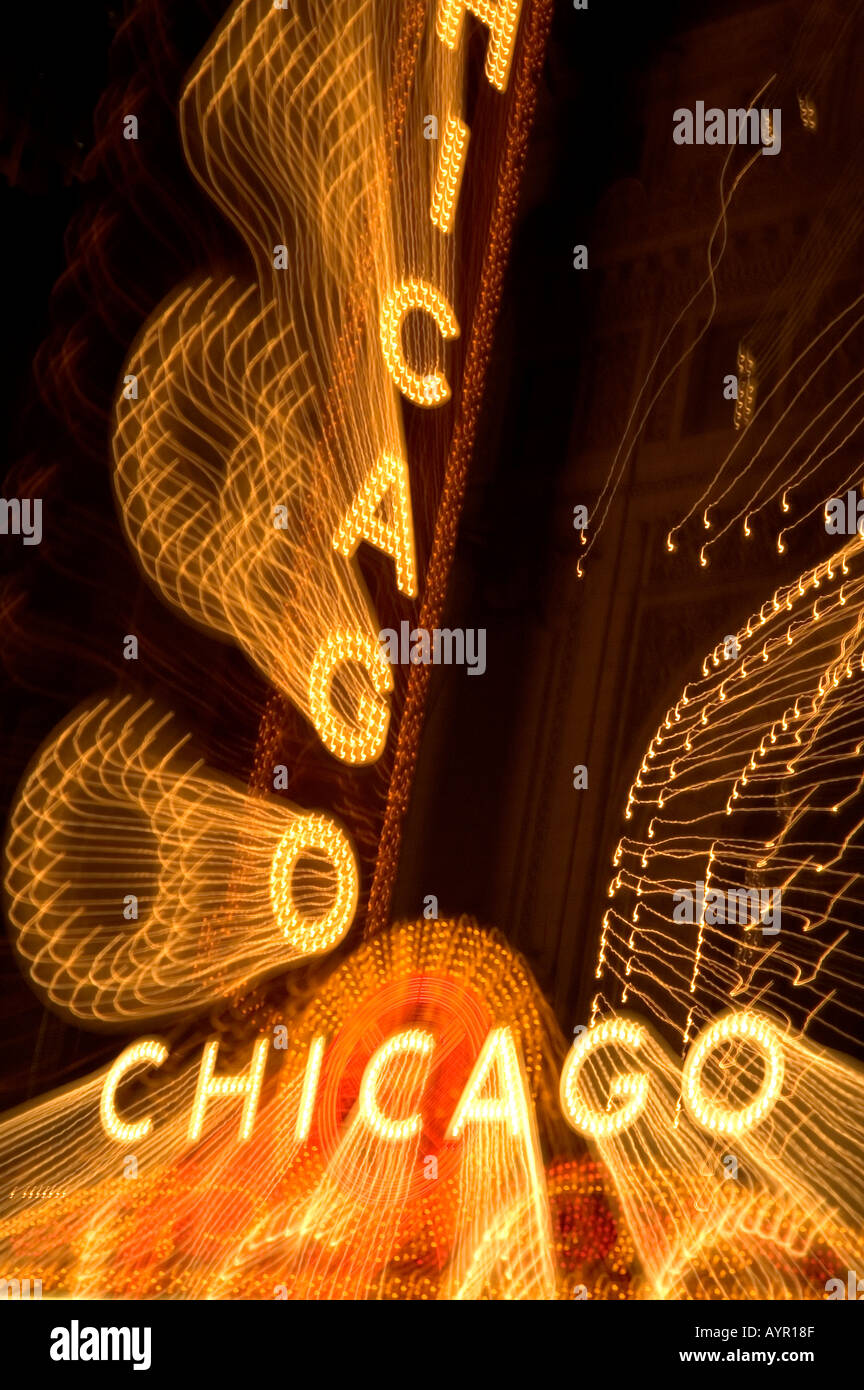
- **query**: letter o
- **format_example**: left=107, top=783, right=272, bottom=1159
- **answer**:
left=682, top=1012, right=784, bottom=1135
left=270, top=812, right=359, bottom=954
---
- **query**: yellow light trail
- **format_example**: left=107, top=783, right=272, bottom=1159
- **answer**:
left=0, top=920, right=565, bottom=1301
left=586, top=534, right=864, bottom=1295
left=4, top=694, right=358, bottom=1025
left=112, top=0, right=469, bottom=763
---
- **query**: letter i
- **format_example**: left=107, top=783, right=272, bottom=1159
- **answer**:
left=430, top=113, right=470, bottom=234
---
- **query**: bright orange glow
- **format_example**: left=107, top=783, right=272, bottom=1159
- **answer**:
left=332, top=452, right=418, bottom=598
left=436, top=0, right=523, bottom=93
left=682, top=1013, right=785, bottom=1136
left=378, top=279, right=460, bottom=407
left=111, top=0, right=467, bottom=754
left=560, top=1019, right=650, bottom=1138
left=448, top=1027, right=525, bottom=1137
left=270, top=814, right=359, bottom=951
left=0, top=920, right=564, bottom=1300
left=430, top=113, right=470, bottom=234
left=100, top=1041, right=169, bottom=1144
left=4, top=695, right=359, bottom=1023
left=0, top=0, right=562, bottom=1304
left=307, top=628, right=394, bottom=763
left=358, top=1028, right=435, bottom=1140
left=188, top=1039, right=270, bottom=1143
left=590, top=537, right=864, bottom=1295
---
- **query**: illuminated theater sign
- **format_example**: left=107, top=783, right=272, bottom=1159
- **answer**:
left=5, top=0, right=554, bottom=1023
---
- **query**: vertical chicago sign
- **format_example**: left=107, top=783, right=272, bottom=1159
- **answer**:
left=0, top=0, right=564, bottom=1300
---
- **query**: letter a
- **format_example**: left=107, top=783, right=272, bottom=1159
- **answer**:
left=672, top=109, right=693, bottom=144
left=436, top=0, right=522, bottom=93
left=672, top=889, right=694, bottom=924
left=448, top=1027, right=525, bottom=1138
left=825, top=497, right=844, bottom=534
left=50, top=1328, right=71, bottom=1362
left=333, top=453, right=418, bottom=597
